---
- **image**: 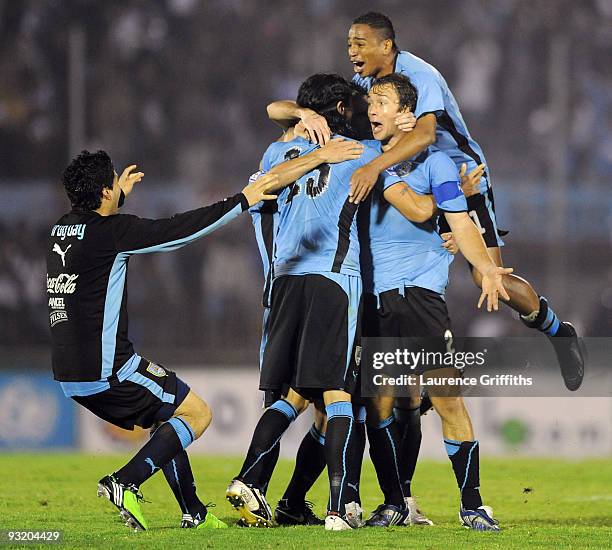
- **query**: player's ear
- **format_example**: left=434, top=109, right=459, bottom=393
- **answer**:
left=101, top=187, right=113, bottom=201
left=337, top=101, right=346, bottom=115
left=382, top=38, right=393, bottom=54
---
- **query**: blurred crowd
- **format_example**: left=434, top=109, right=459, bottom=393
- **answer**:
left=1, top=0, right=611, bottom=359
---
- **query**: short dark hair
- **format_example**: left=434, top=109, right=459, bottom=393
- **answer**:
left=352, top=12, right=397, bottom=50
left=296, top=73, right=355, bottom=136
left=371, top=73, right=418, bottom=112
left=62, top=150, right=115, bottom=210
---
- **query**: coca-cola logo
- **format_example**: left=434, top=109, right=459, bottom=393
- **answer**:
left=47, top=273, right=79, bottom=294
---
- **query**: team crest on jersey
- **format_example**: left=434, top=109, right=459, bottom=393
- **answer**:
left=389, top=160, right=414, bottom=177
left=146, top=362, right=167, bottom=377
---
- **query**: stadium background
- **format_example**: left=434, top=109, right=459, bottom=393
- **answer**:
left=0, top=0, right=611, bottom=459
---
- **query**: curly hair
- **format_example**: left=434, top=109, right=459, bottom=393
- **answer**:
left=371, top=73, right=418, bottom=113
left=62, top=150, right=115, bottom=210
left=296, top=73, right=356, bottom=138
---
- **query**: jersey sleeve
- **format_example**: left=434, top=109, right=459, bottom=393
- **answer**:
left=261, top=142, right=282, bottom=172
left=111, top=193, right=249, bottom=254
left=411, top=71, right=445, bottom=119
left=428, top=153, right=467, bottom=212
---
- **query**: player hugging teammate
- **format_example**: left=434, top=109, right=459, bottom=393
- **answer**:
left=226, top=10, right=585, bottom=534
left=47, top=9, right=585, bottom=536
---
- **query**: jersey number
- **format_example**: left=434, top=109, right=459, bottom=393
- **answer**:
left=285, top=161, right=331, bottom=204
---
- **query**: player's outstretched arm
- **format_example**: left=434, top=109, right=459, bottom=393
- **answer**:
left=267, top=100, right=331, bottom=144
left=383, top=182, right=436, bottom=223
left=349, top=113, right=437, bottom=204
left=242, top=173, right=279, bottom=206
left=444, top=211, right=513, bottom=311
left=265, top=138, right=364, bottom=192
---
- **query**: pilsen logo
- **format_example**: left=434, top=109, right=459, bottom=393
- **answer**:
left=47, top=274, right=79, bottom=294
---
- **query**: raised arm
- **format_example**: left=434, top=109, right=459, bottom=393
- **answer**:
left=112, top=174, right=278, bottom=254
left=267, top=100, right=332, bottom=145
left=264, top=138, right=364, bottom=192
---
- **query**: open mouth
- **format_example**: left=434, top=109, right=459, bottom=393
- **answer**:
left=352, top=60, right=365, bottom=73
left=370, top=121, right=383, bottom=134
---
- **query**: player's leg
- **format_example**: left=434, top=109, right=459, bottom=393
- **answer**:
left=153, top=391, right=227, bottom=529
left=427, top=372, right=499, bottom=531
left=226, top=389, right=307, bottom=527
left=394, top=388, right=433, bottom=525
left=364, top=394, right=408, bottom=527
left=467, top=191, right=584, bottom=390
left=226, top=275, right=304, bottom=526
left=83, top=359, right=217, bottom=531
left=275, top=403, right=327, bottom=526
left=323, top=390, right=358, bottom=530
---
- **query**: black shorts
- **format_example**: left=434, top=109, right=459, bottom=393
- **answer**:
left=438, top=187, right=507, bottom=248
left=260, top=273, right=362, bottom=401
left=72, top=358, right=190, bottom=430
left=363, top=286, right=451, bottom=339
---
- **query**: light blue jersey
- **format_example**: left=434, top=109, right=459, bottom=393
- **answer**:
left=359, top=144, right=467, bottom=297
left=248, top=171, right=278, bottom=308
left=354, top=51, right=490, bottom=194
left=261, top=136, right=397, bottom=278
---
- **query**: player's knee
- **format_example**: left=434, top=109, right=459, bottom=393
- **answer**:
left=432, top=396, right=465, bottom=420
left=177, top=397, right=212, bottom=439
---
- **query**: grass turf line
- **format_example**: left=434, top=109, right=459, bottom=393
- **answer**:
left=1, top=455, right=611, bottom=549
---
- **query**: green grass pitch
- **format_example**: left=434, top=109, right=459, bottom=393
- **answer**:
left=1, top=454, right=611, bottom=549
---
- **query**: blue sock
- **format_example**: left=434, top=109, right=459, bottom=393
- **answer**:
left=325, top=401, right=354, bottom=513
left=521, top=296, right=570, bottom=337
left=115, top=416, right=196, bottom=488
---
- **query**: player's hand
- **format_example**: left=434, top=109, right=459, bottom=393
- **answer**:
left=319, top=137, right=364, bottom=164
left=300, top=109, right=331, bottom=145
left=395, top=111, right=417, bottom=132
left=478, top=265, right=513, bottom=312
left=349, top=163, right=380, bottom=204
left=242, top=173, right=279, bottom=207
left=460, top=162, right=485, bottom=198
left=118, top=165, right=144, bottom=196
left=441, top=232, right=458, bottom=255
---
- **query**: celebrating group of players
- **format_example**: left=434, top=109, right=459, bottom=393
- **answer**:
left=47, top=12, right=585, bottom=533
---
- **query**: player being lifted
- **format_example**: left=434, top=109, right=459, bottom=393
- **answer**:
left=46, top=150, right=277, bottom=531
left=268, top=11, right=585, bottom=392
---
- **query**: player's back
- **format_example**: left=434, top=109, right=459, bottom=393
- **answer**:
left=262, top=135, right=377, bottom=278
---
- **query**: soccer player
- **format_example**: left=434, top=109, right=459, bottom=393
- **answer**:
left=267, top=12, right=585, bottom=392
left=245, top=135, right=366, bottom=526
left=359, top=73, right=509, bottom=530
left=47, top=150, right=277, bottom=531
